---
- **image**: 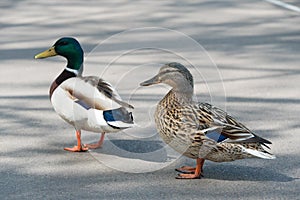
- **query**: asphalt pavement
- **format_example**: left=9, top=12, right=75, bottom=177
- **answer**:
left=0, top=1, right=299, bottom=199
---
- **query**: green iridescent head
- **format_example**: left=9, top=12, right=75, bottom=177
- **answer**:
left=35, top=37, right=84, bottom=71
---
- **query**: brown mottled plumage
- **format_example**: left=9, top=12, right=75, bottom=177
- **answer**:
left=140, top=62, right=275, bottom=179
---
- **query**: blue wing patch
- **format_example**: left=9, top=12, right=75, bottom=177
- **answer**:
left=75, top=100, right=91, bottom=110
left=206, top=131, right=227, bottom=143
left=103, top=110, right=115, bottom=122
left=103, top=107, right=133, bottom=123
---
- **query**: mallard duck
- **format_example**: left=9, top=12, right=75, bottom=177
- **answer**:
left=140, top=62, right=275, bottom=179
left=35, top=37, right=134, bottom=152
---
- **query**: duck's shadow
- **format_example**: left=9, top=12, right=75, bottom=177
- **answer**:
left=88, top=139, right=296, bottom=182
left=89, top=139, right=177, bottom=163
left=182, top=155, right=298, bottom=182
left=202, top=163, right=295, bottom=182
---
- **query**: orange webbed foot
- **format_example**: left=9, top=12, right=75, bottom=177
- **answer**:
left=84, top=132, right=105, bottom=150
left=64, top=130, right=89, bottom=152
left=175, top=158, right=205, bottom=179
left=176, top=173, right=202, bottom=179
left=175, top=166, right=196, bottom=174
left=64, top=145, right=88, bottom=152
left=83, top=143, right=102, bottom=149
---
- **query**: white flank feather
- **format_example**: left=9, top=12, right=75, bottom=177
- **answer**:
left=107, top=121, right=135, bottom=129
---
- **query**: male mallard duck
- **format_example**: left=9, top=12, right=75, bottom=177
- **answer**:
left=140, top=62, right=275, bottom=179
left=35, top=37, right=134, bottom=152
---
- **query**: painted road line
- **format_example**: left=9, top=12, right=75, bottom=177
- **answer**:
left=264, top=0, right=300, bottom=13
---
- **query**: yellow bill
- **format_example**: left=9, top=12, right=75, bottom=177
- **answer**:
left=34, top=46, right=57, bottom=59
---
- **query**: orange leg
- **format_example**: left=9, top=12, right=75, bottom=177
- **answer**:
left=64, top=130, right=88, bottom=152
left=84, top=132, right=105, bottom=149
left=176, top=158, right=205, bottom=179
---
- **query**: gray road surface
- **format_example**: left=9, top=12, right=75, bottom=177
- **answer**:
left=0, top=1, right=299, bottom=199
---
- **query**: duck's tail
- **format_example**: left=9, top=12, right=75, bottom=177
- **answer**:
left=243, top=147, right=276, bottom=159
left=103, top=107, right=134, bottom=129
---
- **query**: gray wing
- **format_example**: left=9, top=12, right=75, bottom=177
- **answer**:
left=81, top=76, right=134, bottom=109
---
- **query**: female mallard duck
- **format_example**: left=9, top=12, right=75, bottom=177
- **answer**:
left=140, top=62, right=275, bottom=179
left=35, top=37, right=134, bottom=152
